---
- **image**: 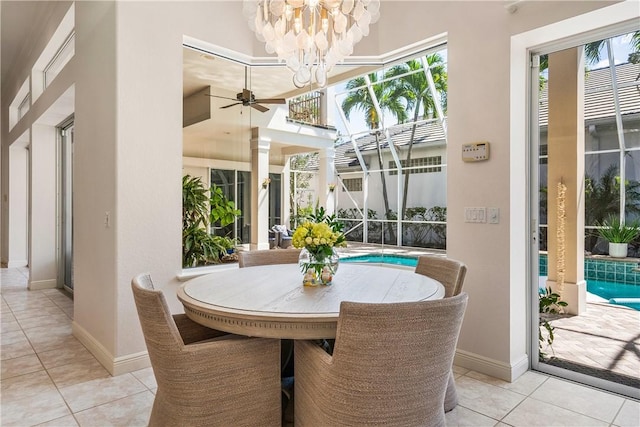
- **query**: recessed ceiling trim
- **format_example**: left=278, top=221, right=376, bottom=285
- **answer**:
left=377, top=32, right=448, bottom=66
left=184, top=32, right=448, bottom=69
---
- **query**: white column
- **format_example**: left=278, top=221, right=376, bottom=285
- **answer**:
left=250, top=130, right=271, bottom=250
left=29, top=124, right=58, bottom=290
left=6, top=144, right=29, bottom=268
left=319, top=88, right=328, bottom=126
left=319, top=147, right=336, bottom=215
left=546, top=48, right=586, bottom=315
left=282, top=156, right=292, bottom=227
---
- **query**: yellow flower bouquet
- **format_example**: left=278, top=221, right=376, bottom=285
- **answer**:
left=292, top=217, right=346, bottom=285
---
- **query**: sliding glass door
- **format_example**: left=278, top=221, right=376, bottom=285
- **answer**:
left=211, top=169, right=252, bottom=244
left=60, top=119, right=74, bottom=292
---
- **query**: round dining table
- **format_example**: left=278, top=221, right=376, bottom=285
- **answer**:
left=177, top=263, right=445, bottom=339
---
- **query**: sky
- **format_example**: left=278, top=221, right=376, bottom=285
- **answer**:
left=592, top=33, right=635, bottom=69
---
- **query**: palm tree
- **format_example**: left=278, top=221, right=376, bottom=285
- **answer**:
left=539, top=31, right=640, bottom=74
left=584, top=31, right=640, bottom=65
left=385, top=54, right=447, bottom=220
left=342, top=73, right=408, bottom=243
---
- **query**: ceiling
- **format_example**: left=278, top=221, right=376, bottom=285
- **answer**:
left=1, top=0, right=371, bottom=163
left=1, top=1, right=70, bottom=83
left=182, top=46, right=374, bottom=163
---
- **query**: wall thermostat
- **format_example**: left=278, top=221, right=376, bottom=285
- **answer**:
left=462, top=142, right=490, bottom=162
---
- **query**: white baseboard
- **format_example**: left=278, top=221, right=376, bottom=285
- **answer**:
left=113, top=351, right=151, bottom=376
left=73, top=321, right=150, bottom=376
left=454, top=349, right=529, bottom=382
left=7, top=260, right=28, bottom=268
left=28, top=279, right=57, bottom=290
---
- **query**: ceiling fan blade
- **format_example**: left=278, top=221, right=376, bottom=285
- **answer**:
left=251, top=103, right=269, bottom=113
left=221, top=102, right=242, bottom=109
left=207, top=94, right=238, bottom=101
left=254, top=98, right=286, bottom=104
left=242, top=88, right=252, bottom=100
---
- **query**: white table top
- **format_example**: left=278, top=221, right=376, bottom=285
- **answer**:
left=177, top=263, right=444, bottom=339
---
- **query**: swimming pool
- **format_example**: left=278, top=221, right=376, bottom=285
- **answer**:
left=587, top=280, right=640, bottom=310
left=341, top=254, right=418, bottom=267
left=346, top=253, right=640, bottom=311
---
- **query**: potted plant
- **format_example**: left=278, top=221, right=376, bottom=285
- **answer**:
left=182, top=175, right=241, bottom=267
left=539, top=286, right=567, bottom=360
left=597, top=215, right=640, bottom=258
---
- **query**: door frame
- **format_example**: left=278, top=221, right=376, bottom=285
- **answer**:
left=57, top=115, right=74, bottom=293
left=510, top=2, right=639, bottom=398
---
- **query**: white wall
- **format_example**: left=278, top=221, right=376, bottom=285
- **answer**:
left=352, top=145, right=448, bottom=216
left=70, top=1, right=120, bottom=370
left=28, top=124, right=58, bottom=289
left=1, top=0, right=624, bottom=379
left=7, top=143, right=29, bottom=267
left=1, top=1, right=73, bottom=268
left=183, top=166, right=209, bottom=187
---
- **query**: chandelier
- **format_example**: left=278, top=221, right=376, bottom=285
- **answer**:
left=243, top=0, right=380, bottom=88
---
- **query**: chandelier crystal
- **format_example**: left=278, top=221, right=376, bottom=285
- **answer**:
left=243, top=0, right=380, bottom=88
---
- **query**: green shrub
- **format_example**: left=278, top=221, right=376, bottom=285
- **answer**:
left=597, top=216, right=640, bottom=243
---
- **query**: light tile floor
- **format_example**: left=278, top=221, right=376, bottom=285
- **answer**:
left=2, top=266, right=639, bottom=427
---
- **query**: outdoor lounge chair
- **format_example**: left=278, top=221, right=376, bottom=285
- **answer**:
left=131, top=273, right=281, bottom=426
left=294, top=293, right=468, bottom=427
left=272, top=225, right=293, bottom=248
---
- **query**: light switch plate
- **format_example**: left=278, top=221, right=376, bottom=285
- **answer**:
left=464, top=207, right=486, bottom=223
left=488, top=207, right=499, bottom=224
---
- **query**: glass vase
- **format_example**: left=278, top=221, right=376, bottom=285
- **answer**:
left=298, top=247, right=340, bottom=286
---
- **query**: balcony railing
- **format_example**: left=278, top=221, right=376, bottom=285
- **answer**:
left=288, top=91, right=322, bottom=126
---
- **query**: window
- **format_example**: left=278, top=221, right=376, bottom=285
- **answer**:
left=211, top=169, right=251, bottom=244
left=8, top=78, right=30, bottom=130
left=389, top=156, right=442, bottom=175
left=31, top=4, right=74, bottom=101
left=17, top=93, right=30, bottom=121
left=343, top=178, right=363, bottom=192
left=44, top=31, right=75, bottom=89
left=290, top=44, right=449, bottom=248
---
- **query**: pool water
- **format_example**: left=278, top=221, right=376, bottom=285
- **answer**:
left=587, top=280, right=640, bottom=310
left=346, top=253, right=640, bottom=311
left=341, top=254, right=418, bottom=267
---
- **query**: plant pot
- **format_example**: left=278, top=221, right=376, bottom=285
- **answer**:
left=608, top=242, right=628, bottom=258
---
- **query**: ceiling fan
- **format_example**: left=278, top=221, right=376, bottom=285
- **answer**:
left=207, top=68, right=286, bottom=112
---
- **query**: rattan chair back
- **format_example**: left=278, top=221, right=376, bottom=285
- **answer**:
left=415, top=255, right=467, bottom=298
left=294, top=293, right=468, bottom=427
left=238, top=248, right=301, bottom=268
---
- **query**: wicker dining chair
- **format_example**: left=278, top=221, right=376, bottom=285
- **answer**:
left=294, top=293, right=469, bottom=427
left=238, top=248, right=301, bottom=268
left=238, top=248, right=301, bottom=379
left=131, top=273, right=281, bottom=427
left=415, top=255, right=467, bottom=298
left=415, top=255, right=468, bottom=412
